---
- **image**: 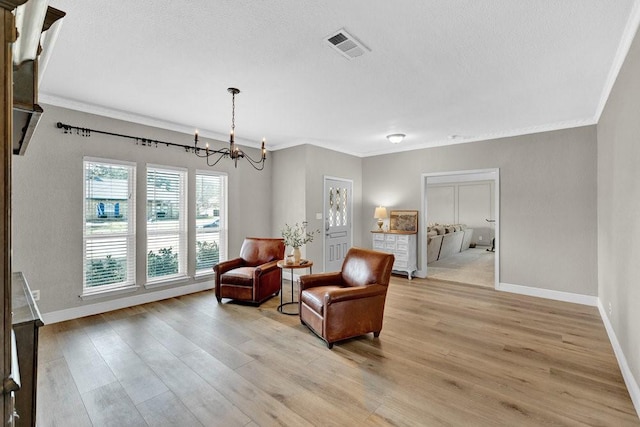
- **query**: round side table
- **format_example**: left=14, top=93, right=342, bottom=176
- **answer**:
left=276, top=259, right=313, bottom=315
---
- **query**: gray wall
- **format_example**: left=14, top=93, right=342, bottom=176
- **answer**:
left=270, top=144, right=307, bottom=249
left=12, top=106, right=364, bottom=316
left=303, top=145, right=363, bottom=267
left=10, top=97, right=602, bottom=324
left=271, top=144, right=362, bottom=269
left=12, top=105, right=272, bottom=314
left=362, top=126, right=598, bottom=295
left=597, top=23, right=640, bottom=390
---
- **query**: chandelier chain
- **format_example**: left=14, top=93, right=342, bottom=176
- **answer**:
left=231, top=91, right=235, bottom=132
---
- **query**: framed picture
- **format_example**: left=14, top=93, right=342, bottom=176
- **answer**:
left=389, top=210, right=418, bottom=233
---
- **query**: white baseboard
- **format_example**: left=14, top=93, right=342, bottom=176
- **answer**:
left=42, top=280, right=215, bottom=324
left=497, top=282, right=598, bottom=306
left=597, top=299, right=640, bottom=419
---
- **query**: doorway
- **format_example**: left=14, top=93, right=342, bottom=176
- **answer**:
left=419, top=169, right=499, bottom=288
left=323, top=177, right=353, bottom=272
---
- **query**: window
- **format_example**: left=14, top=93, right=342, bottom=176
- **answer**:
left=147, top=165, right=187, bottom=283
left=83, top=159, right=136, bottom=294
left=195, top=172, right=227, bottom=275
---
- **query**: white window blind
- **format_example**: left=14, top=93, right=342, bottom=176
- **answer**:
left=195, top=172, right=227, bottom=274
left=83, top=159, right=136, bottom=293
left=147, top=165, right=187, bottom=282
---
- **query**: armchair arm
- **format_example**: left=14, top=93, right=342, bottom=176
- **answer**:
left=325, top=284, right=387, bottom=305
left=300, top=272, right=343, bottom=290
left=213, top=257, right=244, bottom=276
left=254, top=260, right=280, bottom=277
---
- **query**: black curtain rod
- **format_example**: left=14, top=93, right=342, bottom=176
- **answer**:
left=56, top=121, right=199, bottom=153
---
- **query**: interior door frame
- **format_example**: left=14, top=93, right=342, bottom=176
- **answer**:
left=418, top=168, right=500, bottom=288
left=323, top=176, right=354, bottom=272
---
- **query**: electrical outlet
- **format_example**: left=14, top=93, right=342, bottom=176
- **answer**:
left=316, top=212, right=322, bottom=220
left=608, top=301, right=612, bottom=316
left=478, top=236, right=483, bottom=241
left=31, top=289, right=40, bottom=301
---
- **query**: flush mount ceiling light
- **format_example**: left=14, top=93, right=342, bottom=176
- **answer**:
left=386, top=133, right=406, bottom=144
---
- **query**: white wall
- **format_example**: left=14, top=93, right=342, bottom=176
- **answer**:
left=427, top=186, right=456, bottom=224
left=362, top=126, right=598, bottom=297
left=12, top=105, right=272, bottom=316
left=427, top=180, right=495, bottom=245
left=597, top=16, right=640, bottom=409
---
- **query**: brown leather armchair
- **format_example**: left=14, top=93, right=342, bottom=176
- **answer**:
left=299, top=247, right=394, bottom=348
left=214, top=237, right=285, bottom=304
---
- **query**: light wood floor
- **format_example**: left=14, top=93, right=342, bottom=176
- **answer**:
left=36, top=277, right=639, bottom=426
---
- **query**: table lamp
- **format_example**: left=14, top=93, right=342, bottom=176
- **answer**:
left=374, top=206, right=388, bottom=231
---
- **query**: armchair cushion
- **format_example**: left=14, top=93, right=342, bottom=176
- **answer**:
left=220, top=267, right=255, bottom=287
left=326, top=284, right=387, bottom=304
left=215, top=257, right=245, bottom=276
left=300, top=285, right=341, bottom=314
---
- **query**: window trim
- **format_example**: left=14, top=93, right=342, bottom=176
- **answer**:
left=82, top=157, right=137, bottom=296
left=80, top=284, right=138, bottom=300
left=194, top=170, right=228, bottom=278
left=146, top=164, right=188, bottom=285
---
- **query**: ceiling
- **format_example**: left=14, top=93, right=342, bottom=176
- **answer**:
left=40, top=0, right=640, bottom=157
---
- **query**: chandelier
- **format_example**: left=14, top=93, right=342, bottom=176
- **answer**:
left=194, top=88, right=266, bottom=170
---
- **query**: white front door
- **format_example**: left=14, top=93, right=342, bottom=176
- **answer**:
left=324, top=177, right=352, bottom=272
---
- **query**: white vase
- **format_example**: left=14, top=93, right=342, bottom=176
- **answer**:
left=292, top=247, right=301, bottom=264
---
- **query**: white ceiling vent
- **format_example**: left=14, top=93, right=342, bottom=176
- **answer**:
left=326, top=28, right=370, bottom=59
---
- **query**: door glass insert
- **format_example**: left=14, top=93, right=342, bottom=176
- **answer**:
left=327, top=186, right=349, bottom=228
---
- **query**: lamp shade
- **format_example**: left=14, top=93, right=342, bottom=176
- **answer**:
left=374, top=206, right=388, bottom=219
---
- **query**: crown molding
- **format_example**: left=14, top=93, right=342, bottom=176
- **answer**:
left=359, top=117, right=597, bottom=158
left=41, top=93, right=596, bottom=159
left=594, top=0, right=640, bottom=122
left=39, top=92, right=262, bottom=149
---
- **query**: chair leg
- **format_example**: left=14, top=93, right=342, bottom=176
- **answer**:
left=327, top=342, right=333, bottom=349
left=216, top=296, right=222, bottom=303
left=373, top=331, right=380, bottom=338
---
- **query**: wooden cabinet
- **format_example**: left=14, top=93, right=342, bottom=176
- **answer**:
left=12, top=272, right=43, bottom=427
left=372, top=232, right=417, bottom=279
